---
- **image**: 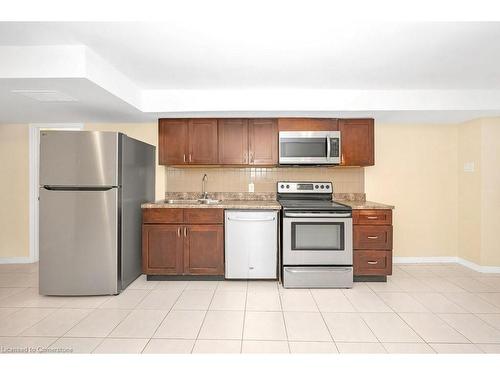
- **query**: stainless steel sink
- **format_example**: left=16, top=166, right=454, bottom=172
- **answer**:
left=197, top=198, right=221, bottom=205
left=165, top=199, right=221, bottom=205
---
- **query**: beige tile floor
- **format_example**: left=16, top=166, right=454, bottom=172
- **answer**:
left=1, top=263, right=500, bottom=354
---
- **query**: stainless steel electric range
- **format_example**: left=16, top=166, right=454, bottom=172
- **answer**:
left=277, top=181, right=353, bottom=288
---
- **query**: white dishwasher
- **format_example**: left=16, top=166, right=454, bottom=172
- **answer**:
left=225, top=210, right=278, bottom=279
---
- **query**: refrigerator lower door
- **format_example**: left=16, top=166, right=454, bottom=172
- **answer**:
left=39, top=187, right=118, bottom=295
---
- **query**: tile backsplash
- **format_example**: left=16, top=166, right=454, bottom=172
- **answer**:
left=165, top=167, right=364, bottom=193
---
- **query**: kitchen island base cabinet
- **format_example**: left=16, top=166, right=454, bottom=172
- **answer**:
left=142, top=208, right=224, bottom=276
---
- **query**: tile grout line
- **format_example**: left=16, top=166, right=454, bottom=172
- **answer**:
left=190, top=284, right=218, bottom=353
left=240, top=281, right=249, bottom=353
left=277, top=282, right=291, bottom=353
left=140, top=281, right=190, bottom=354
left=310, top=289, right=340, bottom=354
left=91, top=288, right=154, bottom=353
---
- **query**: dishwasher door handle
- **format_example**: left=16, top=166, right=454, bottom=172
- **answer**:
left=227, top=217, right=276, bottom=222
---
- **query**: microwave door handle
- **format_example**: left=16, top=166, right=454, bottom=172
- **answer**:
left=326, top=135, right=331, bottom=160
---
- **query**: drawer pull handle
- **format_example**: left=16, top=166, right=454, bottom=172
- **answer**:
left=367, top=236, right=379, bottom=239
left=183, top=154, right=186, bottom=163
left=367, top=216, right=378, bottom=219
left=184, top=227, right=187, bottom=237
left=177, top=227, right=181, bottom=237
left=367, top=261, right=379, bottom=265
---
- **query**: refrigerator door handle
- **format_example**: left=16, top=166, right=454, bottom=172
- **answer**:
left=42, top=185, right=117, bottom=191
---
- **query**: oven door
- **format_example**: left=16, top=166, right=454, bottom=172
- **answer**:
left=283, top=212, right=352, bottom=265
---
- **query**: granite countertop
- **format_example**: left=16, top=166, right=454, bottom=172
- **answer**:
left=141, top=200, right=282, bottom=210
left=337, top=200, right=395, bottom=210
left=141, top=192, right=392, bottom=210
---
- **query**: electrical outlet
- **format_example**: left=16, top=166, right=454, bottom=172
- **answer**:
left=463, top=162, right=475, bottom=172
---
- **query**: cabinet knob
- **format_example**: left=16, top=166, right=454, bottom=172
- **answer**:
left=249, top=266, right=254, bottom=270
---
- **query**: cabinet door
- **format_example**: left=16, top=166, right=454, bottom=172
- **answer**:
left=142, top=225, right=184, bottom=275
left=338, top=119, right=374, bottom=166
left=188, top=119, right=218, bottom=164
left=184, top=225, right=224, bottom=275
left=248, top=119, right=278, bottom=165
left=158, top=119, right=188, bottom=165
left=218, top=119, right=248, bottom=164
left=278, top=118, right=338, bottom=131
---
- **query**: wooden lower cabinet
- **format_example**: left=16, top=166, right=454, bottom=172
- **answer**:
left=354, top=250, right=392, bottom=276
left=142, top=225, right=184, bottom=275
left=353, top=208, right=393, bottom=277
left=142, top=208, right=224, bottom=276
left=184, top=225, right=224, bottom=275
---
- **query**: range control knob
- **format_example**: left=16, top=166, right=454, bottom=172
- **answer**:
left=286, top=184, right=290, bottom=189
left=320, top=184, right=324, bottom=189
left=280, top=184, right=285, bottom=188
left=315, top=185, right=319, bottom=189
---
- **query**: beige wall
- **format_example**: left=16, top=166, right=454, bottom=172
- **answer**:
left=84, top=123, right=165, bottom=200
left=457, top=120, right=482, bottom=264
left=365, top=123, right=459, bottom=258
left=480, top=119, right=500, bottom=266
left=0, top=124, right=30, bottom=258
left=456, top=118, right=500, bottom=267
left=166, top=167, right=364, bottom=193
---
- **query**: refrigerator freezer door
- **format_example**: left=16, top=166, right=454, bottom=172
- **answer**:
left=39, top=187, right=118, bottom=295
left=40, top=131, right=119, bottom=187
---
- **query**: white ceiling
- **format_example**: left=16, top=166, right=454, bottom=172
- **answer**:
left=1, top=21, right=500, bottom=123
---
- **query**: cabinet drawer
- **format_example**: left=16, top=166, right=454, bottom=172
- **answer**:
left=354, top=250, right=392, bottom=276
left=143, top=208, right=184, bottom=224
left=353, top=209, right=392, bottom=225
left=184, top=208, right=223, bottom=224
left=353, top=225, right=392, bottom=250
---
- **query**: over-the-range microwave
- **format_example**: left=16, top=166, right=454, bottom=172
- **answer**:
left=279, top=131, right=341, bottom=165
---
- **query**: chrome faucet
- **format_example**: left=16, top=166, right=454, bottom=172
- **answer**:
left=201, top=174, right=208, bottom=199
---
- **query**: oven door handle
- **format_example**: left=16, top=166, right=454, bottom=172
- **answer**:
left=285, top=267, right=352, bottom=274
left=284, top=212, right=351, bottom=218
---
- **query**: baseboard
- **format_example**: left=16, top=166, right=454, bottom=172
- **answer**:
left=0, top=257, right=35, bottom=264
left=394, top=256, right=500, bottom=274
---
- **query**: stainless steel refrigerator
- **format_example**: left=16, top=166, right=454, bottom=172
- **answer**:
left=39, top=131, right=155, bottom=296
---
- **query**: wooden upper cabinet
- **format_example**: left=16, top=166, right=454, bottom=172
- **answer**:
left=158, top=119, right=188, bottom=165
left=158, top=117, right=374, bottom=167
left=248, top=119, right=278, bottom=165
left=218, top=119, right=249, bottom=164
left=188, top=119, right=218, bottom=164
left=339, top=118, right=374, bottom=166
left=278, top=118, right=338, bottom=131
